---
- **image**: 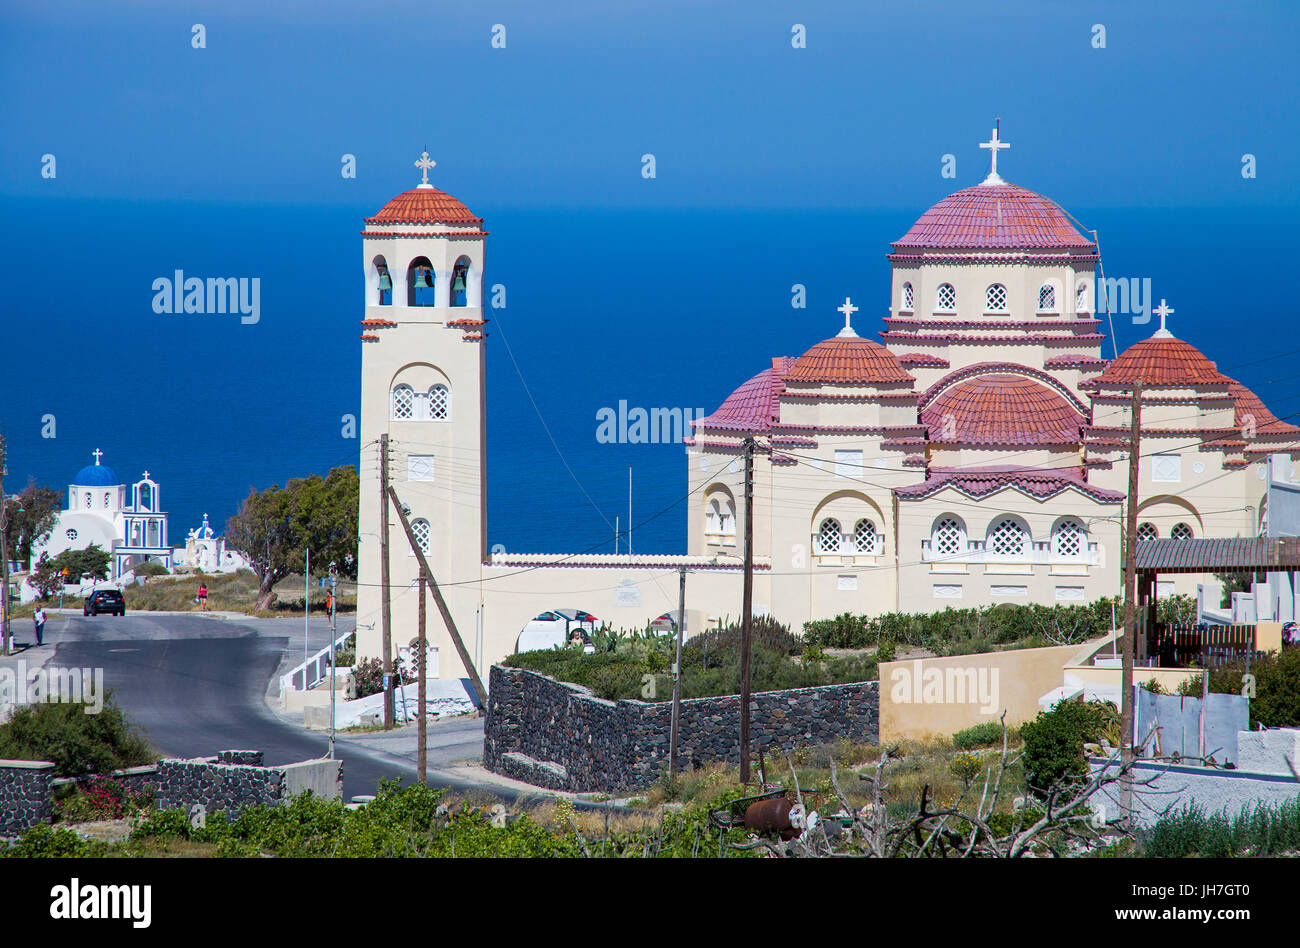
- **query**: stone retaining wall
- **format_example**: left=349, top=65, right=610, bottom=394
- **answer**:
left=484, top=665, right=879, bottom=793
left=0, top=760, right=54, bottom=834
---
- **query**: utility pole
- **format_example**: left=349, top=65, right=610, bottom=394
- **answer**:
left=739, top=437, right=755, bottom=784
left=417, top=563, right=428, bottom=785
left=1121, top=381, right=1143, bottom=827
left=387, top=486, right=489, bottom=706
left=379, top=433, right=394, bottom=728
left=328, top=564, right=338, bottom=760
left=0, top=435, right=10, bottom=657
left=670, top=566, right=686, bottom=782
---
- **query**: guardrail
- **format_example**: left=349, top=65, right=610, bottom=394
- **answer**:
left=281, top=628, right=354, bottom=693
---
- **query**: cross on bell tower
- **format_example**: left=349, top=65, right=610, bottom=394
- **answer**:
left=414, top=150, right=436, bottom=188
left=979, top=119, right=1010, bottom=185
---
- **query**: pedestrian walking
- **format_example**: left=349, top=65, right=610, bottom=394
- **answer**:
left=33, top=606, right=47, bottom=646
left=198, top=582, right=209, bottom=610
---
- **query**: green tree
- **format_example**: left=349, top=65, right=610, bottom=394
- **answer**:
left=224, top=465, right=358, bottom=611
left=2, top=481, right=61, bottom=569
left=55, top=544, right=111, bottom=583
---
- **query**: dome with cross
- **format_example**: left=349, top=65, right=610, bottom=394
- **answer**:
left=72, top=449, right=121, bottom=487
left=365, top=150, right=482, bottom=227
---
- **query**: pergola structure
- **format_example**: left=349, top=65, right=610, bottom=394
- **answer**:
left=1134, top=537, right=1300, bottom=662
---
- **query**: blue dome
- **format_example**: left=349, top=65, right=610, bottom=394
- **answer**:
left=73, top=464, right=120, bottom=486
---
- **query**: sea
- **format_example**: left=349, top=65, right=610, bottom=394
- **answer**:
left=1, top=198, right=1294, bottom=556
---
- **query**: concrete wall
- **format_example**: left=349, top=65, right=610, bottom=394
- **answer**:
left=1090, top=757, right=1300, bottom=829
left=878, top=643, right=1083, bottom=742
left=484, top=665, right=879, bottom=793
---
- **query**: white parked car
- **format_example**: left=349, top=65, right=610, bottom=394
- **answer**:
left=516, top=608, right=600, bottom=653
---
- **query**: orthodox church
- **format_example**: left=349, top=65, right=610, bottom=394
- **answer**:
left=353, top=137, right=1300, bottom=676
left=30, top=450, right=172, bottom=580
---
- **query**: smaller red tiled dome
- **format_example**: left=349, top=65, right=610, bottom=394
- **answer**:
left=1086, top=336, right=1231, bottom=388
left=1227, top=380, right=1300, bottom=437
left=922, top=375, right=1083, bottom=445
left=366, top=187, right=482, bottom=226
left=786, top=337, right=914, bottom=385
left=695, top=358, right=795, bottom=433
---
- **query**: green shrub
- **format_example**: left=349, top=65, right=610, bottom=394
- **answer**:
left=1203, top=647, right=1300, bottom=728
left=0, top=823, right=108, bottom=858
left=952, top=721, right=1007, bottom=750
left=1142, top=798, right=1300, bottom=858
left=876, top=639, right=897, bottom=662
left=351, top=656, right=416, bottom=698
left=949, top=752, right=981, bottom=786
left=0, top=692, right=155, bottom=777
left=1018, top=700, right=1116, bottom=796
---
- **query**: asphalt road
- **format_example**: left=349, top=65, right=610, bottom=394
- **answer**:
left=35, top=612, right=495, bottom=801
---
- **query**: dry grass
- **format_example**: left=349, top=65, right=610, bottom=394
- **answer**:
left=108, top=571, right=356, bottom=616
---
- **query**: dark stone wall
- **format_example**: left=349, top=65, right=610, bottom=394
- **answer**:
left=0, top=762, right=54, bottom=834
left=484, top=666, right=880, bottom=793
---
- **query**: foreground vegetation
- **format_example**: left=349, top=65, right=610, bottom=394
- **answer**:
left=0, top=694, right=156, bottom=777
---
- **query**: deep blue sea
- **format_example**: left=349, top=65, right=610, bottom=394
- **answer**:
left=2, top=198, right=1295, bottom=555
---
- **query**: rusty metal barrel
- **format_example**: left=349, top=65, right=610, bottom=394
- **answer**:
left=744, top=795, right=797, bottom=839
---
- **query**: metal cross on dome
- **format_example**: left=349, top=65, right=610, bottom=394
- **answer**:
left=1153, top=298, right=1175, bottom=337
left=92, top=448, right=104, bottom=464
left=414, top=150, right=436, bottom=187
left=979, top=119, right=1010, bottom=185
left=837, top=297, right=859, bottom=337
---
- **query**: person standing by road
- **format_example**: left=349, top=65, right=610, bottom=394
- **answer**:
left=33, top=605, right=47, bottom=646
left=197, top=582, right=209, bottom=611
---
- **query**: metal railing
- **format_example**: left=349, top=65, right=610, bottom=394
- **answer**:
left=920, top=539, right=1100, bottom=566
left=1147, top=623, right=1258, bottom=668
left=281, top=627, right=354, bottom=693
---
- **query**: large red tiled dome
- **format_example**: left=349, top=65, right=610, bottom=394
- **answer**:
left=786, top=337, right=914, bottom=385
left=366, top=187, right=482, bottom=225
left=922, top=375, right=1084, bottom=445
left=892, top=183, right=1095, bottom=251
left=1086, top=336, right=1231, bottom=388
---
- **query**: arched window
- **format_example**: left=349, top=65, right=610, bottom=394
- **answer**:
left=391, top=384, right=414, bottom=420
left=1076, top=281, right=1091, bottom=313
left=936, top=283, right=956, bottom=312
left=373, top=255, right=392, bottom=306
left=852, top=519, right=880, bottom=554
left=1051, top=518, right=1086, bottom=560
left=104, top=491, right=112, bottom=508
left=1171, top=522, right=1194, bottom=541
left=1038, top=283, right=1056, bottom=311
left=84, top=492, right=92, bottom=507
left=411, top=518, right=431, bottom=554
left=816, top=518, right=843, bottom=554
left=450, top=256, right=471, bottom=307
left=138, top=484, right=152, bottom=511
left=931, top=516, right=966, bottom=558
left=407, top=257, right=436, bottom=307
left=988, top=517, right=1028, bottom=558
left=428, top=384, right=450, bottom=421
left=985, top=283, right=1008, bottom=312
left=1136, top=522, right=1158, bottom=542
left=901, top=282, right=914, bottom=311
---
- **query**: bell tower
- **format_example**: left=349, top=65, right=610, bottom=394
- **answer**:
left=355, top=153, right=488, bottom=668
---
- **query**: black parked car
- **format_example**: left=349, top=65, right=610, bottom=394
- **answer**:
left=83, top=589, right=126, bottom=617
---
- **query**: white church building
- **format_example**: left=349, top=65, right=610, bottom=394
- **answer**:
left=31, top=450, right=172, bottom=579
left=354, top=140, right=1300, bottom=679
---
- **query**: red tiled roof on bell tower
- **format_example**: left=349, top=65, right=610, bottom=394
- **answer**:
left=366, top=187, right=483, bottom=226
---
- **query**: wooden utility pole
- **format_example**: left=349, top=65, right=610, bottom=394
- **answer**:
left=739, top=437, right=755, bottom=784
left=417, top=563, right=427, bottom=785
left=387, top=486, right=488, bottom=706
left=0, top=434, right=10, bottom=656
left=379, top=433, right=394, bottom=728
left=670, top=566, right=686, bottom=782
left=1121, top=382, right=1143, bottom=827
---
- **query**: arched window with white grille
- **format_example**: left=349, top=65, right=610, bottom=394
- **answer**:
left=1051, top=518, right=1086, bottom=560
left=428, top=384, right=450, bottom=421
left=1076, top=281, right=1091, bottom=313
left=931, top=516, right=966, bottom=559
left=901, top=282, right=914, bottom=311
left=852, top=519, right=880, bottom=554
left=1171, top=522, right=1193, bottom=541
left=816, top=518, right=842, bottom=554
left=985, top=283, right=1008, bottom=312
left=1038, top=283, right=1056, bottom=311
left=706, top=496, right=736, bottom=538
left=987, top=517, right=1028, bottom=558
left=1136, top=522, right=1158, bottom=542
left=936, top=283, right=956, bottom=312
left=391, top=384, right=414, bottom=420
left=410, top=518, right=431, bottom=555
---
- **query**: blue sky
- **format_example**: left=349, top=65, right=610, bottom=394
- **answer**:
left=3, top=0, right=1297, bottom=211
